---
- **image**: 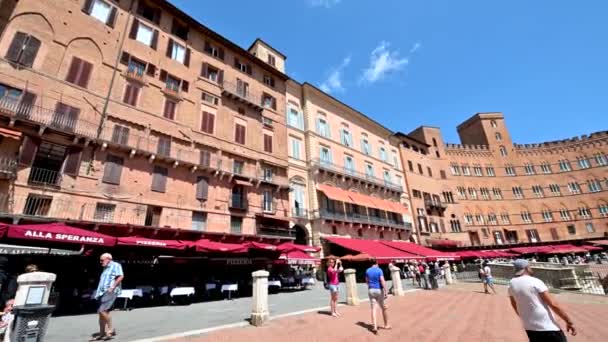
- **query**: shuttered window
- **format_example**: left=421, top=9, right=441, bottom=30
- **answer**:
left=52, top=103, right=80, bottom=132
left=18, top=135, right=39, bottom=166
left=200, top=150, right=211, bottom=167
left=203, top=41, right=225, bottom=60
left=157, top=136, right=171, bottom=157
left=63, top=147, right=83, bottom=176
left=65, top=57, right=93, bottom=88
left=263, top=134, right=272, bottom=153
left=201, top=111, right=215, bottom=134
left=163, top=99, right=177, bottom=120
left=83, top=0, right=117, bottom=27
left=235, top=124, right=246, bottom=145
left=5, top=32, right=41, bottom=68
left=102, top=154, right=123, bottom=184
left=122, top=83, right=140, bottom=106
left=196, top=176, right=209, bottom=200
left=151, top=166, right=168, bottom=192
left=129, top=19, right=158, bottom=49
left=111, top=125, right=129, bottom=145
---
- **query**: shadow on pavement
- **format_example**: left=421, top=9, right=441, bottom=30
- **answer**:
left=317, top=310, right=333, bottom=316
left=355, top=321, right=376, bottom=334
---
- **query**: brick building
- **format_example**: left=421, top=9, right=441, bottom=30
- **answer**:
left=0, top=0, right=292, bottom=239
left=397, top=113, right=608, bottom=248
left=286, top=81, right=412, bottom=250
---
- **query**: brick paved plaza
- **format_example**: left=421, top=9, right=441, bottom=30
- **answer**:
left=176, top=283, right=608, bottom=342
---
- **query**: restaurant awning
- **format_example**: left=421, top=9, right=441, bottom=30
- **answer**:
left=427, top=239, right=461, bottom=248
left=0, top=243, right=82, bottom=256
left=582, top=245, right=603, bottom=252
left=508, top=246, right=554, bottom=254
left=380, top=241, right=458, bottom=261
left=546, top=244, right=588, bottom=254
left=2, top=223, right=116, bottom=247
left=116, top=236, right=190, bottom=250
left=590, top=240, right=608, bottom=246
left=324, top=237, right=418, bottom=264
left=276, top=242, right=320, bottom=253
left=192, top=239, right=248, bottom=253
left=242, top=241, right=277, bottom=251
left=276, top=249, right=320, bottom=265
left=453, top=251, right=483, bottom=259
left=317, top=184, right=408, bottom=214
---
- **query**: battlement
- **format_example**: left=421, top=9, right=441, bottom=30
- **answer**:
left=444, top=143, right=490, bottom=151
left=514, top=131, right=608, bottom=151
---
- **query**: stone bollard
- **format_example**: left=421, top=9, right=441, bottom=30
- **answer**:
left=250, top=270, right=269, bottom=326
left=389, top=264, right=404, bottom=296
left=443, top=264, right=453, bottom=285
left=344, top=268, right=359, bottom=305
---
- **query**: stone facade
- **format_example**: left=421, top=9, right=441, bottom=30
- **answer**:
left=397, top=113, right=608, bottom=247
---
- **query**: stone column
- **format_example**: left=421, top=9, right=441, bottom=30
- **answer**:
left=389, top=264, right=404, bottom=296
left=344, top=268, right=359, bottom=305
left=443, top=263, right=453, bottom=285
left=250, top=270, right=269, bottom=326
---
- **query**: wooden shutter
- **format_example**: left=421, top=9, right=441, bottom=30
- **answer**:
left=123, top=83, right=139, bottom=106
left=201, top=63, right=208, bottom=77
left=82, top=0, right=94, bottom=13
left=196, top=176, right=209, bottom=200
left=163, top=100, right=176, bottom=119
left=151, top=29, right=159, bottom=50
left=63, top=147, right=83, bottom=176
left=123, top=84, right=133, bottom=104
left=204, top=41, right=211, bottom=54
left=246, top=64, right=252, bottom=75
left=107, top=7, right=117, bottom=27
left=181, top=80, right=189, bottom=92
left=151, top=166, right=167, bottom=192
left=166, top=38, right=174, bottom=58
left=129, top=19, right=139, bottom=39
left=20, top=36, right=40, bottom=67
left=18, top=135, right=39, bottom=166
left=200, top=150, right=210, bottom=167
left=146, top=63, right=156, bottom=76
left=184, top=48, right=191, bottom=67
left=218, top=48, right=224, bottom=60
left=217, top=70, right=224, bottom=85
left=77, top=59, right=93, bottom=88
left=103, top=155, right=123, bottom=184
left=65, top=57, right=82, bottom=84
left=159, top=69, right=167, bottom=82
left=153, top=8, right=161, bottom=25
left=157, top=137, right=171, bottom=156
left=111, top=125, right=129, bottom=145
left=235, top=124, right=245, bottom=144
left=201, top=112, right=214, bottom=134
left=234, top=57, right=240, bottom=68
left=119, top=52, right=130, bottom=65
left=264, top=134, right=272, bottom=153
left=5, top=32, right=27, bottom=62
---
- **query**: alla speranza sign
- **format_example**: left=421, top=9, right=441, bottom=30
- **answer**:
left=24, top=230, right=105, bottom=244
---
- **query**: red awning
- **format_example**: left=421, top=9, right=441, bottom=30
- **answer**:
left=509, top=246, right=556, bottom=254
left=276, top=242, right=320, bottom=253
left=317, top=184, right=353, bottom=203
left=324, top=237, right=418, bottom=264
left=548, top=244, right=588, bottom=254
left=192, top=239, right=248, bottom=253
left=453, top=251, right=483, bottom=259
left=317, top=184, right=407, bottom=214
left=276, top=249, right=320, bottom=265
left=381, top=241, right=458, bottom=261
left=590, top=240, right=608, bottom=246
left=4, top=223, right=116, bottom=247
left=242, top=241, right=277, bottom=251
left=582, top=245, right=603, bottom=252
left=116, top=236, right=190, bottom=250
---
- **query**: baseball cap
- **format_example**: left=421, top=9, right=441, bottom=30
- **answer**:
left=513, top=259, right=529, bottom=276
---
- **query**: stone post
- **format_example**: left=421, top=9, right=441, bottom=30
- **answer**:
left=250, top=270, right=269, bottom=326
left=344, top=268, right=359, bottom=305
left=443, top=263, right=453, bottom=285
left=388, top=264, right=404, bottom=296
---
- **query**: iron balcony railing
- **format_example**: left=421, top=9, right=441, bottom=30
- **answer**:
left=256, top=167, right=289, bottom=187
left=125, top=64, right=146, bottom=83
left=317, top=209, right=411, bottom=230
left=0, top=96, right=99, bottom=138
left=0, top=156, right=17, bottom=178
left=229, top=195, right=248, bottom=210
left=291, top=207, right=309, bottom=219
left=424, top=199, right=448, bottom=209
left=221, top=80, right=262, bottom=110
left=311, top=158, right=403, bottom=192
left=27, top=167, right=62, bottom=187
left=257, top=225, right=295, bottom=239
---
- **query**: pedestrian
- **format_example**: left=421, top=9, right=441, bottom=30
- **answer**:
left=480, top=261, right=497, bottom=294
left=24, top=264, right=39, bottom=273
left=429, top=262, right=439, bottom=289
left=415, top=262, right=422, bottom=287
left=326, top=258, right=343, bottom=317
left=0, top=298, right=14, bottom=336
left=509, top=259, right=577, bottom=342
left=365, top=258, right=390, bottom=334
left=422, top=263, right=431, bottom=290
left=91, top=253, right=124, bottom=341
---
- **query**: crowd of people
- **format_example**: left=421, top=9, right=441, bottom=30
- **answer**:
left=547, top=252, right=608, bottom=265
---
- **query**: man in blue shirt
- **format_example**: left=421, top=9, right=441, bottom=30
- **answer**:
left=92, top=253, right=124, bottom=341
left=365, top=258, right=390, bottom=334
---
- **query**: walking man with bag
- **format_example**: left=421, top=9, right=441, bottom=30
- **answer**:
left=365, top=258, right=390, bottom=334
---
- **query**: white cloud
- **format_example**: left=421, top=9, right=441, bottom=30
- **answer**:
left=319, top=56, right=351, bottom=93
left=410, top=42, right=421, bottom=54
left=308, top=0, right=341, bottom=8
left=360, top=41, right=409, bottom=83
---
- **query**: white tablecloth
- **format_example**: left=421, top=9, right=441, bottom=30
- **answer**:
left=301, top=277, right=315, bottom=285
left=205, top=283, right=217, bottom=290
left=118, top=289, right=143, bottom=300
left=268, top=280, right=281, bottom=287
left=170, top=287, right=195, bottom=297
left=136, top=286, right=155, bottom=294
left=221, top=284, right=238, bottom=292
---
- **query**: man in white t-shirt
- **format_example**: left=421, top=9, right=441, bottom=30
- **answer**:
left=480, top=261, right=497, bottom=294
left=508, top=259, right=577, bottom=342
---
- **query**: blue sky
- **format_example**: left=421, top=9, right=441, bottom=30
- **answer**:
left=169, top=0, right=608, bottom=144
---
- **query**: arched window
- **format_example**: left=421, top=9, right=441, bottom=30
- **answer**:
left=432, top=138, right=437, bottom=147
left=490, top=120, right=497, bottom=128
left=495, top=132, right=502, bottom=141
left=499, top=145, right=507, bottom=157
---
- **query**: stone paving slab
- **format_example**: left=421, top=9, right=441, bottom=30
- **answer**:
left=175, top=283, right=608, bottom=342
